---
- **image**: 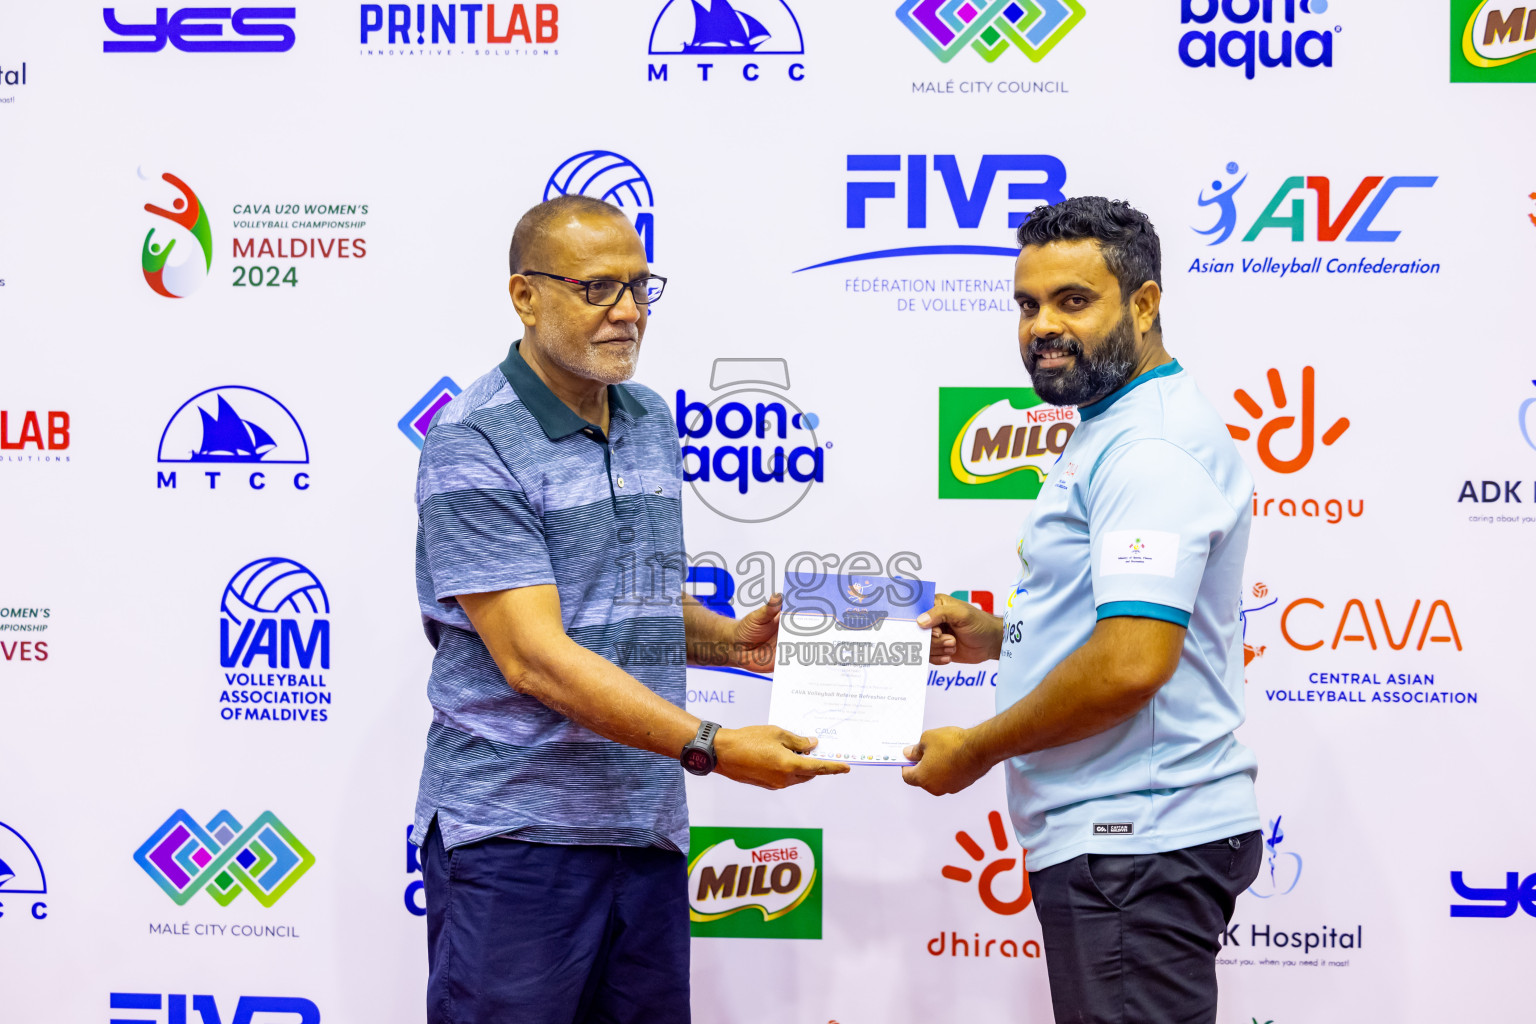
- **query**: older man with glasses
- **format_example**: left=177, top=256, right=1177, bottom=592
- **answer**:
left=410, top=194, right=848, bottom=1024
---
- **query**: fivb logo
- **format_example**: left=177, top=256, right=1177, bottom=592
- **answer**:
left=157, top=387, right=311, bottom=492
left=1195, top=161, right=1437, bottom=246
left=109, top=994, right=319, bottom=1024
left=677, top=358, right=826, bottom=524
left=546, top=151, right=655, bottom=262
left=796, top=153, right=1066, bottom=271
left=141, top=170, right=212, bottom=298
left=898, top=0, right=1085, bottom=63
left=688, top=826, right=821, bottom=939
left=1179, top=0, right=1336, bottom=79
left=103, top=7, right=297, bottom=52
left=134, top=810, right=315, bottom=907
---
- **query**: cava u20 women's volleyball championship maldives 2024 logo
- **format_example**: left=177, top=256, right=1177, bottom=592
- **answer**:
left=140, top=169, right=213, bottom=298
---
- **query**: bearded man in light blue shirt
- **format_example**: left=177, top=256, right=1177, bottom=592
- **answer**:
left=904, top=196, right=1262, bottom=1024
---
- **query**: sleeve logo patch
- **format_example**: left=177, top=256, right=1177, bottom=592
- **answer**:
left=1099, top=530, right=1178, bottom=578
left=1093, top=823, right=1134, bottom=835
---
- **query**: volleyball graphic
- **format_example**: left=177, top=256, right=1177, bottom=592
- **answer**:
left=220, top=557, right=330, bottom=625
left=544, top=150, right=654, bottom=209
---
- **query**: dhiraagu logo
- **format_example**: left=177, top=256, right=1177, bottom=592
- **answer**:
left=687, top=827, right=821, bottom=939
left=939, top=387, right=1078, bottom=499
left=1453, top=1, right=1536, bottom=82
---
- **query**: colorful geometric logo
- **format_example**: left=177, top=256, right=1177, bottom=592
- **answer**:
left=687, top=826, right=822, bottom=939
left=134, top=810, right=315, bottom=907
left=897, top=0, right=1085, bottom=63
left=1452, top=1, right=1536, bottom=82
left=398, top=377, right=462, bottom=449
left=141, top=170, right=213, bottom=299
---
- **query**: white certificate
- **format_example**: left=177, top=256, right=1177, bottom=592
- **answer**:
left=767, top=571, right=936, bottom=765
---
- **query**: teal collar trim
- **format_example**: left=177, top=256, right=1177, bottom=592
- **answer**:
left=1077, top=359, right=1182, bottom=422
left=499, top=340, right=649, bottom=441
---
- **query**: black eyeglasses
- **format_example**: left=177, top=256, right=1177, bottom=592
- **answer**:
left=521, top=271, right=667, bottom=307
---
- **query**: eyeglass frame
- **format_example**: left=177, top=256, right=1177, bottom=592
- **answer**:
left=519, top=270, right=668, bottom=307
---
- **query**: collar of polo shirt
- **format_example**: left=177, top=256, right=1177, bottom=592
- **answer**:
left=1077, top=359, right=1183, bottom=422
left=499, top=340, right=651, bottom=441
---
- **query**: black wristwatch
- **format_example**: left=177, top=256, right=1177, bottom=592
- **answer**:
left=681, top=721, right=721, bottom=776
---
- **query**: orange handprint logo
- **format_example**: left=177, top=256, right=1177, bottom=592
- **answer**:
left=1226, top=366, right=1350, bottom=474
left=941, top=811, right=1032, bottom=915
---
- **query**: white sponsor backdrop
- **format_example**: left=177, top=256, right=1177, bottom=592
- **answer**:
left=1, top=1, right=1533, bottom=1022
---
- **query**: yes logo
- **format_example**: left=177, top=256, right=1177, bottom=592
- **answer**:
left=940, top=388, right=1077, bottom=499
left=941, top=811, right=1031, bottom=915
left=1226, top=367, right=1349, bottom=474
left=1450, top=870, right=1536, bottom=917
left=103, top=7, right=297, bottom=52
left=688, top=827, right=821, bottom=939
left=1452, top=1, right=1536, bottom=82
left=141, top=170, right=213, bottom=299
left=1248, top=815, right=1302, bottom=898
left=897, top=0, right=1086, bottom=63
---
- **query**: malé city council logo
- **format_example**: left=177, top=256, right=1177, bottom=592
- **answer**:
left=545, top=150, right=655, bottom=262
left=898, top=0, right=1085, bottom=63
left=134, top=810, right=315, bottom=906
left=141, top=169, right=213, bottom=298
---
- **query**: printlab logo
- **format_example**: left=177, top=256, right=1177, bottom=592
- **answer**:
left=546, top=151, right=655, bottom=262
left=797, top=152, right=1067, bottom=276
left=1226, top=367, right=1349, bottom=475
left=1, top=409, right=71, bottom=463
left=1248, top=815, right=1302, bottom=898
left=141, top=170, right=213, bottom=299
left=400, top=377, right=462, bottom=448
left=358, top=3, right=560, bottom=55
left=103, top=7, right=297, bottom=52
left=687, top=826, right=821, bottom=939
left=898, top=0, right=1085, bottom=63
left=156, top=387, right=312, bottom=492
left=110, top=994, right=320, bottom=1024
left=939, top=387, right=1077, bottom=499
left=1452, top=1, right=1536, bottom=82
left=218, top=558, right=333, bottom=723
left=134, top=810, right=315, bottom=907
left=1450, top=869, right=1536, bottom=917
left=1178, top=0, right=1336, bottom=78
left=1240, top=582, right=1277, bottom=678
left=677, top=358, right=826, bottom=524
left=646, top=0, right=806, bottom=84
left=0, top=820, right=49, bottom=921
left=1191, top=162, right=1438, bottom=254
left=942, top=811, right=1032, bottom=914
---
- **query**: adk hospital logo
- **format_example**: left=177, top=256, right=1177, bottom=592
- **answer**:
left=1452, top=1, right=1536, bottom=82
left=135, top=810, right=315, bottom=908
left=156, top=386, right=312, bottom=492
left=898, top=0, right=1085, bottom=63
left=218, top=558, right=333, bottom=724
left=0, top=820, right=50, bottom=922
left=687, top=826, right=821, bottom=940
left=1189, top=162, right=1442, bottom=279
left=939, top=387, right=1077, bottom=499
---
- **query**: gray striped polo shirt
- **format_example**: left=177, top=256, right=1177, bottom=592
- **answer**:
left=411, top=341, right=689, bottom=853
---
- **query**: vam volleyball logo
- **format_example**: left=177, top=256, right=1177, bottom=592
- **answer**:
left=898, top=0, right=1085, bottom=63
left=141, top=170, right=213, bottom=298
left=545, top=150, right=655, bottom=262
left=687, top=826, right=821, bottom=939
left=218, top=558, right=333, bottom=723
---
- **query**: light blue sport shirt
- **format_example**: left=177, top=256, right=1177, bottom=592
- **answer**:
left=996, top=360, right=1260, bottom=870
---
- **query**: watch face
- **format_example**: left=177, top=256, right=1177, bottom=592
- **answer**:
left=682, top=749, right=711, bottom=774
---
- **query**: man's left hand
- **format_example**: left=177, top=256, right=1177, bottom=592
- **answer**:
left=901, top=726, right=990, bottom=795
left=728, top=593, right=782, bottom=674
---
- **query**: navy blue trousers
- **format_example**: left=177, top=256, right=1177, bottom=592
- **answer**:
left=423, top=820, right=691, bottom=1024
left=1029, top=831, right=1263, bottom=1024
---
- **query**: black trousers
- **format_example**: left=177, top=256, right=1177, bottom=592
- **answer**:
left=1028, top=831, right=1263, bottom=1024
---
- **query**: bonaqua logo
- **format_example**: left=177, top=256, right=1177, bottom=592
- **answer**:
left=1179, top=0, right=1336, bottom=79
left=141, top=170, right=212, bottom=298
left=898, top=0, right=1085, bottom=63
left=545, top=151, right=655, bottom=261
left=134, top=810, right=315, bottom=907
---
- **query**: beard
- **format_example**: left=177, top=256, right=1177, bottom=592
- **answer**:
left=1024, top=310, right=1138, bottom=407
left=543, top=326, right=642, bottom=386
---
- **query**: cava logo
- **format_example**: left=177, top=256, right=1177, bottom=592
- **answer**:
left=142, top=170, right=213, bottom=299
left=939, top=387, right=1077, bottom=499
left=218, top=558, right=333, bottom=723
left=1453, top=1, right=1536, bottom=81
left=156, top=386, right=311, bottom=492
left=134, top=810, right=315, bottom=907
left=0, top=820, right=49, bottom=922
left=546, top=150, right=655, bottom=262
left=687, top=826, right=821, bottom=939
left=898, top=0, right=1085, bottom=63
